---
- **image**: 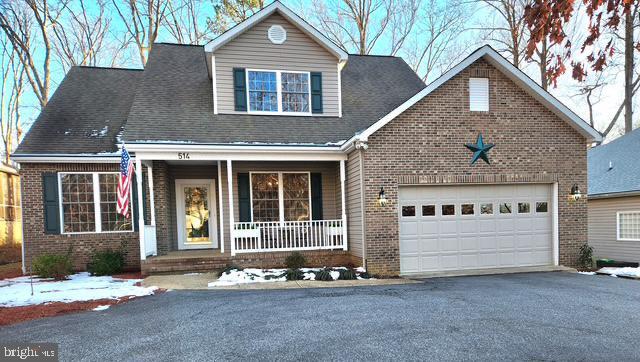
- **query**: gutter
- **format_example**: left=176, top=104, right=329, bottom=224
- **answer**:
left=588, top=190, right=640, bottom=199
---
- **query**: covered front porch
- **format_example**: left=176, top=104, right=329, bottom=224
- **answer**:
left=131, top=145, right=350, bottom=271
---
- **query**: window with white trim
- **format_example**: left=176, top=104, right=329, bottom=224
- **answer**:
left=59, top=172, right=133, bottom=234
left=618, top=211, right=640, bottom=241
left=250, top=172, right=311, bottom=222
left=247, top=70, right=311, bottom=114
left=469, top=77, right=489, bottom=111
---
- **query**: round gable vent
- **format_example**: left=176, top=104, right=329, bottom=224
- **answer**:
left=268, top=25, right=287, bottom=44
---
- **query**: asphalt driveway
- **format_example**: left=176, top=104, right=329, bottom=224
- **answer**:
left=1, top=272, right=639, bottom=361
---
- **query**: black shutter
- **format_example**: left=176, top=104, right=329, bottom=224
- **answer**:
left=42, top=173, right=60, bottom=234
left=233, top=68, right=247, bottom=111
left=132, top=173, right=139, bottom=232
left=311, top=173, right=323, bottom=220
left=311, top=72, right=323, bottom=114
left=238, top=173, right=251, bottom=222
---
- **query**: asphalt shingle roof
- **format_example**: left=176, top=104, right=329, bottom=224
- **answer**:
left=16, top=43, right=425, bottom=155
left=588, top=128, right=640, bottom=196
left=15, top=67, right=142, bottom=155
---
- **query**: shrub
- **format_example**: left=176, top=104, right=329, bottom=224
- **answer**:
left=87, top=250, right=125, bottom=276
left=220, top=265, right=242, bottom=276
left=32, top=254, right=73, bottom=280
left=358, top=271, right=371, bottom=279
left=578, top=243, right=594, bottom=269
left=286, top=268, right=304, bottom=281
left=285, top=251, right=306, bottom=270
left=315, top=268, right=334, bottom=281
left=338, top=268, right=358, bottom=280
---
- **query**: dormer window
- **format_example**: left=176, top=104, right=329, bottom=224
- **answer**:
left=246, top=69, right=311, bottom=114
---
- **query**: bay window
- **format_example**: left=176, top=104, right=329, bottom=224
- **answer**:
left=247, top=70, right=311, bottom=114
left=250, top=172, right=311, bottom=222
left=59, top=172, right=133, bottom=234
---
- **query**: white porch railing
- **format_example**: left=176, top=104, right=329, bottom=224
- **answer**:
left=233, top=219, right=345, bottom=253
left=144, top=225, right=157, bottom=257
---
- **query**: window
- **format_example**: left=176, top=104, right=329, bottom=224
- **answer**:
left=618, top=211, right=640, bottom=241
left=480, top=203, right=493, bottom=215
left=402, top=206, right=416, bottom=217
left=536, top=202, right=548, bottom=213
left=518, top=202, right=530, bottom=214
left=469, top=77, right=489, bottom=111
left=248, top=71, right=278, bottom=112
left=251, top=173, right=280, bottom=222
left=250, top=172, right=311, bottom=222
left=246, top=70, right=311, bottom=114
left=422, top=205, right=435, bottom=216
left=99, top=174, right=133, bottom=232
left=281, top=72, right=309, bottom=112
left=461, top=204, right=475, bottom=215
left=59, top=173, right=132, bottom=234
left=499, top=202, right=512, bottom=214
left=442, top=204, right=455, bottom=216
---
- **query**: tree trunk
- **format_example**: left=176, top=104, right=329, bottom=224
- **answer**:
left=540, top=37, right=548, bottom=90
left=624, top=7, right=634, bottom=134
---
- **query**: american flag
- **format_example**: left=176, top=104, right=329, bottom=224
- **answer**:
left=116, top=145, right=134, bottom=218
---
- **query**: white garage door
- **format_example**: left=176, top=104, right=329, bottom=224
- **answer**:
left=399, top=184, right=553, bottom=274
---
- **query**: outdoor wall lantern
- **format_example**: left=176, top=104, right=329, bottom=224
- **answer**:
left=569, top=183, right=583, bottom=202
left=377, top=187, right=389, bottom=207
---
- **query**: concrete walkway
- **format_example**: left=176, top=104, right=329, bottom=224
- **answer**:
left=142, top=272, right=417, bottom=290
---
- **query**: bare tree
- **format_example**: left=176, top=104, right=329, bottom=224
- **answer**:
left=212, top=0, right=265, bottom=34
left=0, top=40, right=25, bottom=164
left=164, top=0, right=216, bottom=45
left=49, top=0, right=121, bottom=71
left=111, top=0, right=171, bottom=66
left=0, top=0, right=64, bottom=108
left=403, top=0, right=468, bottom=81
left=476, top=0, right=527, bottom=67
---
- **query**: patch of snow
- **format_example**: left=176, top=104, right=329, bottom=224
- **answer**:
left=578, top=271, right=596, bottom=275
left=64, top=129, right=72, bottom=135
left=598, top=267, right=640, bottom=278
left=208, top=267, right=367, bottom=287
left=183, top=272, right=202, bottom=276
left=89, top=126, right=109, bottom=138
left=0, top=272, right=158, bottom=307
left=93, top=305, right=110, bottom=311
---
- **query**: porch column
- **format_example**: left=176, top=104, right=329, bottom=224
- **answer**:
left=217, top=160, right=225, bottom=253
left=136, top=158, right=146, bottom=260
left=146, top=162, right=156, bottom=226
left=227, top=159, right=235, bottom=256
left=340, top=160, right=348, bottom=251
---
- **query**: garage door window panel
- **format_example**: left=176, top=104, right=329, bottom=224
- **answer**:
left=480, top=203, right=493, bottom=215
left=518, top=202, right=530, bottom=214
left=402, top=205, right=416, bottom=217
left=442, top=204, right=455, bottom=216
left=536, top=202, right=548, bottom=213
left=422, top=205, right=435, bottom=217
left=461, top=204, right=475, bottom=215
left=499, top=203, right=512, bottom=214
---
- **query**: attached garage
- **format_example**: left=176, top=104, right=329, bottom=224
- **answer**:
left=399, top=184, right=556, bottom=274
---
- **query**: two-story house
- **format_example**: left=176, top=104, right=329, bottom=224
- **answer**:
left=13, top=2, right=601, bottom=276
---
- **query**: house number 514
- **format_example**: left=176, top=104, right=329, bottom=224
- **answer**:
left=178, top=152, right=190, bottom=160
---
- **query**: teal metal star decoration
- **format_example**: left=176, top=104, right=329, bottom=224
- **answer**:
left=464, top=133, right=495, bottom=165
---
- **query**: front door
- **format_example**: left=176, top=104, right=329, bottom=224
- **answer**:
left=175, top=179, right=218, bottom=249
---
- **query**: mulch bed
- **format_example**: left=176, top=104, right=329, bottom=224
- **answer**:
left=0, top=262, right=22, bottom=279
left=0, top=299, right=126, bottom=326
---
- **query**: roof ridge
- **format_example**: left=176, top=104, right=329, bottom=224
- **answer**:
left=154, top=42, right=204, bottom=47
left=75, top=65, right=143, bottom=71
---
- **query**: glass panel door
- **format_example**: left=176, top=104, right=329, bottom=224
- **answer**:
left=184, top=186, right=210, bottom=243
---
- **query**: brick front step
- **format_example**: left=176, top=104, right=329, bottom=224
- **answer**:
left=141, top=250, right=361, bottom=276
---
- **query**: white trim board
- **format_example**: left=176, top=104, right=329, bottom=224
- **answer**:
left=175, top=179, right=218, bottom=249
left=204, top=1, right=348, bottom=61
left=341, top=45, right=602, bottom=150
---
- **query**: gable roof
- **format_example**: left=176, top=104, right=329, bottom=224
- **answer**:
left=588, top=128, right=640, bottom=197
left=204, top=1, right=348, bottom=61
left=14, top=66, right=142, bottom=156
left=121, top=44, right=425, bottom=145
left=342, top=45, right=603, bottom=149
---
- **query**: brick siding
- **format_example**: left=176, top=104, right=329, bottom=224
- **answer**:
left=361, top=59, right=588, bottom=275
left=20, top=163, right=140, bottom=271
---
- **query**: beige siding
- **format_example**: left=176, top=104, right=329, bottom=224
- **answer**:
left=219, top=161, right=341, bottom=252
left=346, top=149, right=364, bottom=258
left=588, top=196, right=640, bottom=262
left=214, top=12, right=340, bottom=116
